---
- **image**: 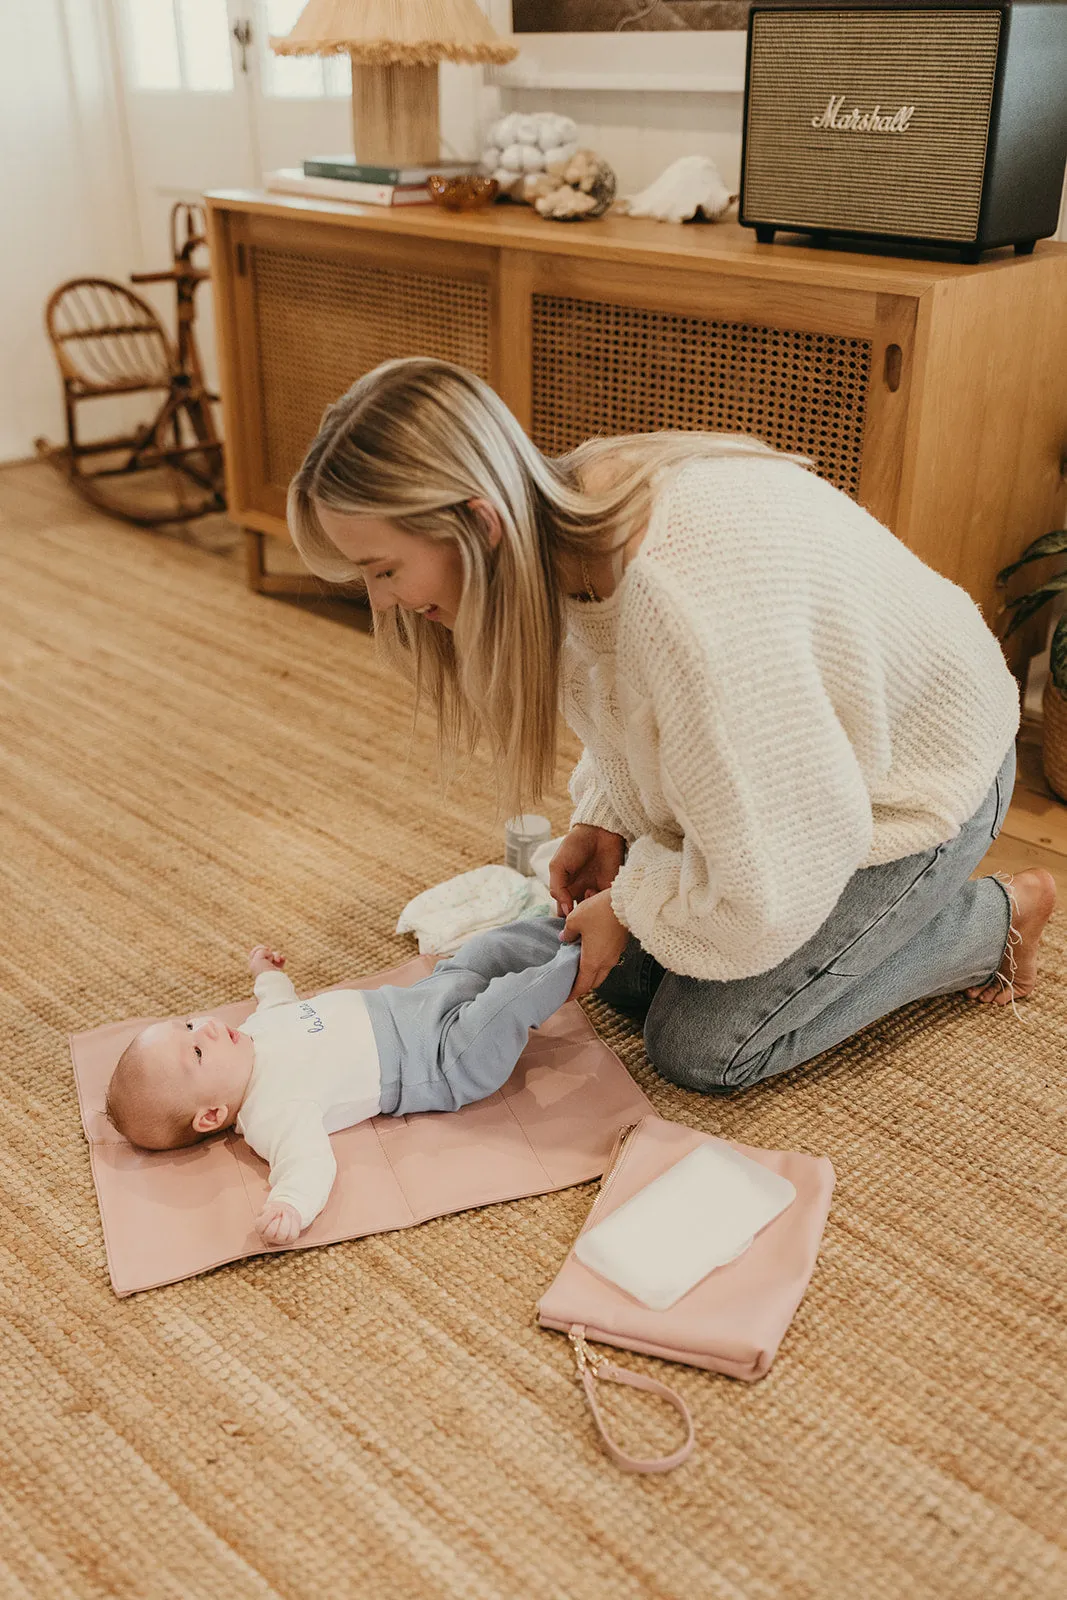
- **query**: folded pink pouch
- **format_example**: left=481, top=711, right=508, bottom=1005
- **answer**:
left=71, top=957, right=654, bottom=1297
left=538, top=1114, right=836, bottom=1473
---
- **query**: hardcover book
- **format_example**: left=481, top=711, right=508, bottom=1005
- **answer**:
left=303, top=155, right=478, bottom=186
left=266, top=168, right=432, bottom=207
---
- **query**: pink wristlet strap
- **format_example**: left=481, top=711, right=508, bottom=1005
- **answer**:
left=569, top=1327, right=695, bottom=1473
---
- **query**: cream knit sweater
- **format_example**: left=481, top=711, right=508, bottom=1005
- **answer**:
left=562, top=456, right=1019, bottom=982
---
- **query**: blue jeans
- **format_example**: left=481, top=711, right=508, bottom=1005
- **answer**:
left=595, top=745, right=1017, bottom=1095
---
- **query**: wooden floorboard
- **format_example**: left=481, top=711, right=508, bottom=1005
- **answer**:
left=4, top=459, right=1066, bottom=888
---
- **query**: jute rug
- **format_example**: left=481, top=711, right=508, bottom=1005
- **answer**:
left=1, top=468, right=1065, bottom=1599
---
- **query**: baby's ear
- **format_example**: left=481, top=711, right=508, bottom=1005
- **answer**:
left=192, top=1104, right=229, bottom=1134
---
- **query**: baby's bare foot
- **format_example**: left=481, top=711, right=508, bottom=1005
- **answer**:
left=966, top=868, right=1057, bottom=1005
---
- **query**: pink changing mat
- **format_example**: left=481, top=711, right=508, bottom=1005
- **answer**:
left=70, top=956, right=655, bottom=1297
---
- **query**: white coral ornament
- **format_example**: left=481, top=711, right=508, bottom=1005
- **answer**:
left=622, top=155, right=735, bottom=224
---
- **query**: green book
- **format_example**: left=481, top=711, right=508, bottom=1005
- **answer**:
left=303, top=156, right=478, bottom=185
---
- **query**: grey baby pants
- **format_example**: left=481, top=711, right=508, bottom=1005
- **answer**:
left=362, top=918, right=579, bottom=1116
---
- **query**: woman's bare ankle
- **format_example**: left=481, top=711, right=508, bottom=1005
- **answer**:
left=965, top=868, right=1057, bottom=1006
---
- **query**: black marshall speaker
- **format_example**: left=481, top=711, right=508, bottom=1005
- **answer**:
left=739, top=0, right=1067, bottom=260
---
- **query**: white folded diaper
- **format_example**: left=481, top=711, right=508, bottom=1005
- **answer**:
left=575, top=1142, right=797, bottom=1311
left=396, top=864, right=555, bottom=955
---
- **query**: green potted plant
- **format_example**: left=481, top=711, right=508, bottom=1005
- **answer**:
left=998, top=529, right=1067, bottom=801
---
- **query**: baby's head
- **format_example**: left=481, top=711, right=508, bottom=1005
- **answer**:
left=105, top=1015, right=250, bottom=1151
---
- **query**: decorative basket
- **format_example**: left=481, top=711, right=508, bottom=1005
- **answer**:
left=1042, top=677, right=1067, bottom=802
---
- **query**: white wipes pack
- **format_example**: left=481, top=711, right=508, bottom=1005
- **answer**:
left=574, top=1142, right=798, bottom=1311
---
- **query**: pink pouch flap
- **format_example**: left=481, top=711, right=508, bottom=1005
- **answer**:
left=71, top=957, right=654, bottom=1297
left=538, top=1113, right=835, bottom=1382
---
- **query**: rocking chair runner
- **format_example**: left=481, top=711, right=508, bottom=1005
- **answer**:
left=37, top=203, right=226, bottom=526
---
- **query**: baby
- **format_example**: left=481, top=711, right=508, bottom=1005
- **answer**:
left=105, top=919, right=578, bottom=1246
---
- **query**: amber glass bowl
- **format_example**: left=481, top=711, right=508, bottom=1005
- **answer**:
left=427, top=174, right=500, bottom=212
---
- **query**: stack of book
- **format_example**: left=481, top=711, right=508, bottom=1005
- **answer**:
left=265, top=156, right=479, bottom=208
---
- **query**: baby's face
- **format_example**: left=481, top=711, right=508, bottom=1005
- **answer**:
left=138, top=1014, right=251, bottom=1107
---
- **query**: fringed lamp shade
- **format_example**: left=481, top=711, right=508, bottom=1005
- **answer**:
left=271, top=1, right=519, bottom=167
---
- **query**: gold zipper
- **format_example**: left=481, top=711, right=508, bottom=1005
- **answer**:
left=584, top=1119, right=642, bottom=1230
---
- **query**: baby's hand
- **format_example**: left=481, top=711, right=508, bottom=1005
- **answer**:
left=255, top=1199, right=303, bottom=1246
left=249, top=944, right=286, bottom=978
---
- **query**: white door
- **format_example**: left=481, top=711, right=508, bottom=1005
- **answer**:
left=113, top=0, right=259, bottom=404
left=253, top=0, right=351, bottom=176
left=112, top=1, right=352, bottom=357
left=115, top=0, right=257, bottom=260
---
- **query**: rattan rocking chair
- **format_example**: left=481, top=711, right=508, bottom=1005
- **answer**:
left=36, top=204, right=226, bottom=526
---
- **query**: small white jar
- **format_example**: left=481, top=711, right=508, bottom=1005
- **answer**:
left=504, top=814, right=553, bottom=877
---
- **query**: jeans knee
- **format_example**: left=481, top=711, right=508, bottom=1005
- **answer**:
left=643, top=1005, right=747, bottom=1096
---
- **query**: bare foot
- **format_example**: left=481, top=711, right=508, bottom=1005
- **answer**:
left=966, top=868, right=1057, bottom=1005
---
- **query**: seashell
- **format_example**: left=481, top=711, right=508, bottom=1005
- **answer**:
left=622, top=154, right=734, bottom=224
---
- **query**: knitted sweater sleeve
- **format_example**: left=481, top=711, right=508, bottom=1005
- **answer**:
left=569, top=746, right=630, bottom=836
left=609, top=568, right=876, bottom=981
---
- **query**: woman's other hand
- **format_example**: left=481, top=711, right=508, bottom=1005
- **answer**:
left=559, top=889, right=630, bottom=998
left=549, top=825, right=626, bottom=915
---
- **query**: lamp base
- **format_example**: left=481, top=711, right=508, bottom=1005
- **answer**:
left=351, top=61, right=440, bottom=168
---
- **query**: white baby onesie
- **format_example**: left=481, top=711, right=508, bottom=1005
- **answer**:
left=235, top=970, right=382, bottom=1228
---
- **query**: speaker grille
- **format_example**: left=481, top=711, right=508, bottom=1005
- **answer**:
left=251, top=247, right=490, bottom=488
left=744, top=8, right=1000, bottom=241
left=531, top=295, right=872, bottom=497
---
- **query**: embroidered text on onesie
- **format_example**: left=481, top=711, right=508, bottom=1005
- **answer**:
left=236, top=970, right=381, bottom=1227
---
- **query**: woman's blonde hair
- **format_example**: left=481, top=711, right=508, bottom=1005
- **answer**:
left=289, top=357, right=784, bottom=814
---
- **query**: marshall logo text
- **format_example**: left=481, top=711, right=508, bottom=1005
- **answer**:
left=811, top=95, right=915, bottom=133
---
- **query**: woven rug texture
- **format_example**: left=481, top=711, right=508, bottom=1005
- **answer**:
left=1, top=471, right=1065, bottom=1600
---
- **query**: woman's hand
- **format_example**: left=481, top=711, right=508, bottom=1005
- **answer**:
left=560, top=889, right=630, bottom=999
left=549, top=825, right=626, bottom=916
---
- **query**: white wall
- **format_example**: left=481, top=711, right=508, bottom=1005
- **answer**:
left=485, top=22, right=748, bottom=193
left=0, top=0, right=138, bottom=463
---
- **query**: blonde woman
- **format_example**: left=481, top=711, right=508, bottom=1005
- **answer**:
left=289, top=357, right=1055, bottom=1097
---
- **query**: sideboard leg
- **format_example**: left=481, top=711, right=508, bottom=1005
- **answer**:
left=244, top=528, right=266, bottom=592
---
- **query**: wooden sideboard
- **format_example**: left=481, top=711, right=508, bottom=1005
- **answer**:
left=205, top=190, right=1067, bottom=662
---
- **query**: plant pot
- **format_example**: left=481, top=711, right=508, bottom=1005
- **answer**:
left=1041, top=677, right=1067, bottom=802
